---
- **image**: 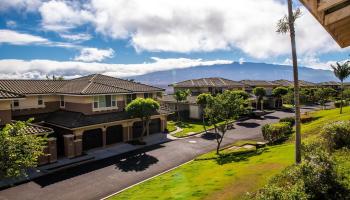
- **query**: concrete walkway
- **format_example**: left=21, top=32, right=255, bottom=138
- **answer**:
left=0, top=108, right=315, bottom=200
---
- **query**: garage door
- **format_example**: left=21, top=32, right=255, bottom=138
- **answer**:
left=149, top=118, right=161, bottom=134
left=106, top=125, right=123, bottom=145
left=83, top=129, right=102, bottom=151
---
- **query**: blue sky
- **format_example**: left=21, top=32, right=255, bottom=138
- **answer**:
left=0, top=0, right=349, bottom=79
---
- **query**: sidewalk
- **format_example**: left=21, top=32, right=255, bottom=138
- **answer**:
left=0, top=132, right=173, bottom=189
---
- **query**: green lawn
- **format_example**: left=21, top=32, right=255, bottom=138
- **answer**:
left=110, top=107, right=350, bottom=200
left=168, top=120, right=215, bottom=138
left=110, top=144, right=294, bottom=200
left=168, top=120, right=231, bottom=138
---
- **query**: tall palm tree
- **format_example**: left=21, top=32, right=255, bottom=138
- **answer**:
left=277, top=0, right=302, bottom=163
left=331, top=62, right=350, bottom=114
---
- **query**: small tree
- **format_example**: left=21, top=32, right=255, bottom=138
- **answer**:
left=196, top=93, right=213, bottom=133
left=126, top=98, right=160, bottom=141
left=331, top=61, right=350, bottom=114
left=174, top=89, right=190, bottom=122
left=0, top=120, right=47, bottom=179
left=253, top=87, right=266, bottom=111
left=46, top=75, right=64, bottom=80
left=205, top=91, right=245, bottom=154
left=315, top=88, right=336, bottom=109
left=272, top=87, right=288, bottom=108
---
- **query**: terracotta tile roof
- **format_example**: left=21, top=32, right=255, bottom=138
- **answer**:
left=19, top=123, right=53, bottom=135
left=171, top=77, right=244, bottom=88
left=0, top=89, right=25, bottom=99
left=0, top=80, right=67, bottom=94
left=0, top=74, right=164, bottom=95
left=240, top=80, right=277, bottom=87
left=272, top=79, right=317, bottom=87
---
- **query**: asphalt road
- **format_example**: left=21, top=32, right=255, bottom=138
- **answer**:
left=0, top=109, right=308, bottom=200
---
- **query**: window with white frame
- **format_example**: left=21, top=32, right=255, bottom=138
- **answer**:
left=93, top=95, right=117, bottom=110
left=38, top=95, right=43, bottom=106
left=60, top=95, right=65, bottom=107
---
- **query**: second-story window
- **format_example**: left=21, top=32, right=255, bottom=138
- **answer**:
left=38, top=96, right=43, bottom=106
left=144, top=93, right=153, bottom=98
left=13, top=100, right=19, bottom=108
left=60, top=95, right=65, bottom=107
left=93, top=95, right=117, bottom=110
left=126, top=94, right=137, bottom=104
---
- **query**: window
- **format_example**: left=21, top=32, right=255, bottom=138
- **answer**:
left=144, top=93, right=153, bottom=99
left=126, top=94, right=137, bottom=104
left=112, top=95, right=116, bottom=107
left=60, top=95, right=65, bottom=107
left=93, top=95, right=117, bottom=110
left=13, top=100, right=19, bottom=107
left=38, top=96, right=43, bottom=105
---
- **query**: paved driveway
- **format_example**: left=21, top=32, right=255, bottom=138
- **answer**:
left=0, top=109, right=309, bottom=200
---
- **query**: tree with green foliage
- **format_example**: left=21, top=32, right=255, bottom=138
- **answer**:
left=230, top=90, right=249, bottom=100
left=205, top=91, right=245, bottom=154
left=196, top=93, right=213, bottom=133
left=331, top=61, right=350, bottom=114
left=0, top=120, right=47, bottom=179
left=315, top=88, right=336, bottom=109
left=272, top=86, right=289, bottom=108
left=46, top=75, right=64, bottom=80
left=277, top=1, right=302, bottom=164
left=126, top=98, right=160, bottom=141
left=174, top=89, right=190, bottom=122
left=344, top=89, right=350, bottom=100
left=253, top=87, right=266, bottom=111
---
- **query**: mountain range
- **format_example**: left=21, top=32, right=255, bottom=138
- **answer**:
left=128, top=62, right=338, bottom=93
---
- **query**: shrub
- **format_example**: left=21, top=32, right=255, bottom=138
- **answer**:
left=300, top=114, right=313, bottom=123
left=279, top=117, right=295, bottom=126
left=262, top=122, right=292, bottom=144
left=334, top=100, right=349, bottom=108
left=321, top=121, right=350, bottom=152
left=250, top=142, right=349, bottom=200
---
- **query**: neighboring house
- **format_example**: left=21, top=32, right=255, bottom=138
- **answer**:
left=159, top=95, right=200, bottom=119
left=272, top=79, right=317, bottom=88
left=239, top=80, right=277, bottom=95
left=0, top=74, right=167, bottom=161
left=317, top=81, right=341, bottom=90
left=170, top=77, right=245, bottom=96
left=162, top=78, right=245, bottom=120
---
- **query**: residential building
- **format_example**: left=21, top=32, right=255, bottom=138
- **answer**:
left=170, top=77, right=245, bottom=96
left=318, top=81, right=341, bottom=90
left=239, top=80, right=277, bottom=95
left=272, top=79, right=317, bottom=88
left=0, top=74, right=167, bottom=161
left=162, top=78, right=245, bottom=120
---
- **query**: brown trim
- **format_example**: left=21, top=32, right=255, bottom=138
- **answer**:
left=12, top=101, right=60, bottom=117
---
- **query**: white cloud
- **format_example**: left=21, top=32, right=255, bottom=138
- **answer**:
left=39, top=0, right=93, bottom=32
left=0, top=57, right=233, bottom=79
left=0, top=0, right=42, bottom=12
left=35, top=0, right=342, bottom=59
left=282, top=54, right=339, bottom=70
left=239, top=58, right=245, bottom=65
left=59, top=33, right=92, bottom=41
left=74, top=48, right=114, bottom=62
left=0, top=29, right=48, bottom=45
left=6, top=20, right=17, bottom=28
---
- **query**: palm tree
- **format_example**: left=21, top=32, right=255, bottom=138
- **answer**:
left=277, top=0, right=302, bottom=163
left=331, top=62, right=350, bottom=114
